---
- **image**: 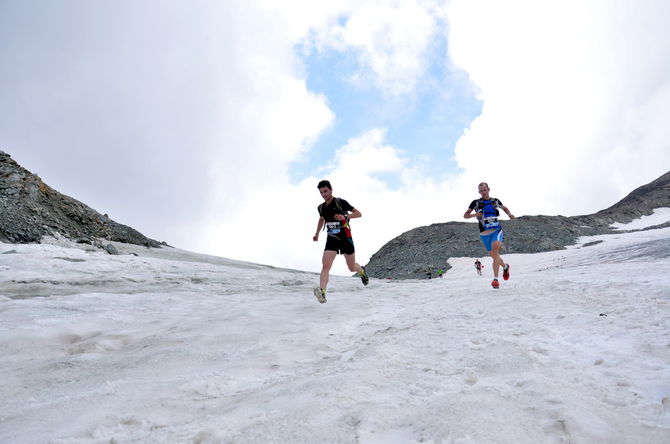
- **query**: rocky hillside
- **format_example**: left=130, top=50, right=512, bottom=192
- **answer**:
left=0, top=151, right=164, bottom=249
left=581, top=170, right=670, bottom=224
left=366, top=171, right=670, bottom=279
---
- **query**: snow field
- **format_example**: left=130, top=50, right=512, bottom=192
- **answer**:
left=0, top=224, right=669, bottom=443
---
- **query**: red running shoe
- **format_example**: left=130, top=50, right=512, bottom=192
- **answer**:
left=491, top=279, right=500, bottom=289
left=503, top=264, right=510, bottom=281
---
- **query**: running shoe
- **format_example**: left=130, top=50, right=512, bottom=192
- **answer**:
left=313, top=287, right=327, bottom=303
left=359, top=266, right=369, bottom=286
left=503, top=264, right=510, bottom=281
left=491, top=279, right=500, bottom=289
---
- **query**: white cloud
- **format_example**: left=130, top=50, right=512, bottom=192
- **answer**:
left=332, top=128, right=406, bottom=175
left=445, top=0, right=670, bottom=216
left=202, top=129, right=449, bottom=276
left=222, top=0, right=670, bottom=275
left=0, top=1, right=334, bottom=251
left=303, top=0, right=442, bottom=95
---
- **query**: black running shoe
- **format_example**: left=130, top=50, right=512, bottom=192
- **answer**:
left=360, top=267, right=369, bottom=286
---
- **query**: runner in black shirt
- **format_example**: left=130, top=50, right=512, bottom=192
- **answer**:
left=312, top=180, right=368, bottom=303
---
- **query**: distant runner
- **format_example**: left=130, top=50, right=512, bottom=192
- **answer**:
left=474, top=259, right=483, bottom=276
left=312, top=180, right=368, bottom=303
left=464, top=182, right=515, bottom=289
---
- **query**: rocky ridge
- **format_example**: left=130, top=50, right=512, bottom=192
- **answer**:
left=365, top=171, right=670, bottom=279
left=0, top=151, right=165, bottom=250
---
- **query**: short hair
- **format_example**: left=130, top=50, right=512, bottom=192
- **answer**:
left=317, top=180, right=332, bottom=190
left=478, top=182, right=489, bottom=189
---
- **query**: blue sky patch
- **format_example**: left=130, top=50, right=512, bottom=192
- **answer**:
left=290, top=37, right=482, bottom=188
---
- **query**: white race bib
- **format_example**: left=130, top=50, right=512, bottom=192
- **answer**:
left=326, top=221, right=341, bottom=234
left=482, top=217, right=500, bottom=230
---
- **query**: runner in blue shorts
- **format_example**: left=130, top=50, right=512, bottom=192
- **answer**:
left=464, top=182, right=515, bottom=289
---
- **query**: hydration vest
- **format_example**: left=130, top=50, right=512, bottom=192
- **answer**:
left=318, top=197, right=352, bottom=237
left=474, top=199, right=500, bottom=218
left=475, top=199, right=501, bottom=230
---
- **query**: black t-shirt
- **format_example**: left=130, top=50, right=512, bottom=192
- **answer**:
left=318, top=198, right=354, bottom=222
left=469, top=198, right=503, bottom=232
left=318, top=198, right=354, bottom=237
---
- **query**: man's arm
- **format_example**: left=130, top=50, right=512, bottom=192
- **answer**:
left=464, top=207, right=481, bottom=219
left=313, top=217, right=325, bottom=241
left=347, top=208, right=362, bottom=219
left=334, top=207, right=361, bottom=222
left=500, top=204, right=515, bottom=219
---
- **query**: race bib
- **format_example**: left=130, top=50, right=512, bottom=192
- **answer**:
left=482, top=217, right=500, bottom=230
left=326, top=221, right=341, bottom=235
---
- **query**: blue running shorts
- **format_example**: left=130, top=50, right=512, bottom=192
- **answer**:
left=480, top=228, right=504, bottom=252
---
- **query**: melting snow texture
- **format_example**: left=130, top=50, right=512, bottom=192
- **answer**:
left=1, top=212, right=669, bottom=443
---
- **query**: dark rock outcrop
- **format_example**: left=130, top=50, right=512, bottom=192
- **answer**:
left=366, top=171, right=670, bottom=279
left=0, top=151, right=165, bottom=248
left=576, top=170, right=670, bottom=226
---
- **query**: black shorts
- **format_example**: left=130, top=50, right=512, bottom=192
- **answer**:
left=324, top=234, right=355, bottom=255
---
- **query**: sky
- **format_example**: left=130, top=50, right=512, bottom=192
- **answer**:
left=1, top=0, right=670, bottom=274
left=1, top=217, right=669, bottom=442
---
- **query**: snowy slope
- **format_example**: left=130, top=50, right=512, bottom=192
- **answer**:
left=1, top=213, right=669, bottom=444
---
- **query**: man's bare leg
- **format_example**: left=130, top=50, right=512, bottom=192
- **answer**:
left=489, top=241, right=506, bottom=279
left=345, top=253, right=369, bottom=285
left=344, top=253, right=363, bottom=274
left=320, top=250, right=337, bottom=290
